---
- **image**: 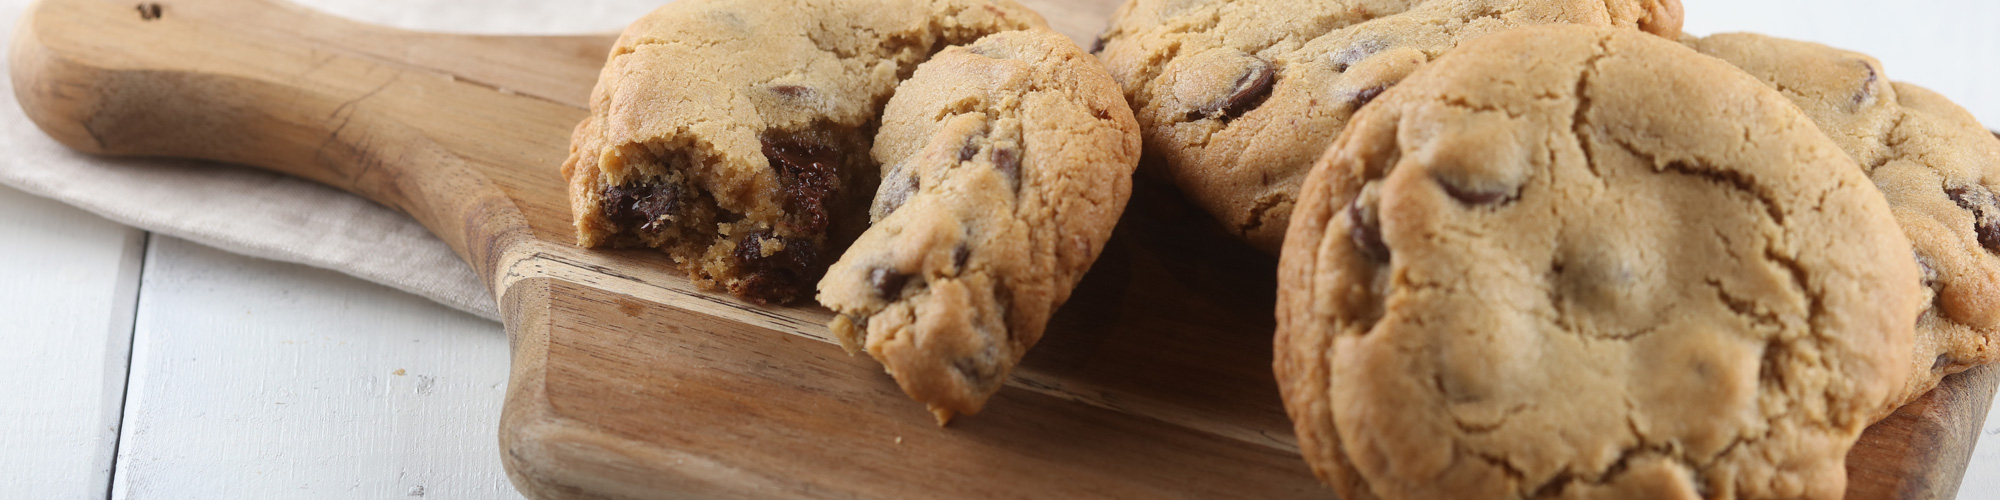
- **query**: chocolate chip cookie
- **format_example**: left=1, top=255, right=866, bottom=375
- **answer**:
left=1686, top=32, right=2000, bottom=408
left=819, top=29, right=1141, bottom=424
left=563, top=0, right=1043, bottom=304
left=1276, top=25, right=1920, bottom=499
left=1093, top=0, right=1684, bottom=252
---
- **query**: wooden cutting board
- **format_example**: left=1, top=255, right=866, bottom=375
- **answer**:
left=11, top=0, right=1996, bottom=498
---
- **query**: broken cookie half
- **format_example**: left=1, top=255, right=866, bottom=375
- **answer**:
left=819, top=29, right=1141, bottom=424
left=563, top=0, right=1044, bottom=304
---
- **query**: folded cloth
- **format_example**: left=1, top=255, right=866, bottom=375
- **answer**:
left=0, top=0, right=661, bottom=322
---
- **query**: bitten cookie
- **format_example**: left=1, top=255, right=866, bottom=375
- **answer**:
left=819, top=29, right=1141, bottom=424
left=563, top=0, right=1043, bottom=304
left=1686, top=32, right=2000, bottom=408
left=1275, top=25, right=1920, bottom=500
left=1093, top=0, right=1683, bottom=252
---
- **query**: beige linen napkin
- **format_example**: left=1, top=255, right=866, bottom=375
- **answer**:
left=0, top=0, right=661, bottom=321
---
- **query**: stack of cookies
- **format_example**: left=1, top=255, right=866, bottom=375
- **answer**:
left=1092, top=0, right=1997, bottom=498
left=565, top=0, right=2000, bottom=497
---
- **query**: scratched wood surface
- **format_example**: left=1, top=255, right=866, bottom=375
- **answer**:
left=7, top=0, right=1993, bottom=498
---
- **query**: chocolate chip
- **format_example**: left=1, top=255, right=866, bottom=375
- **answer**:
left=874, top=168, right=918, bottom=219
left=1347, top=200, right=1389, bottom=263
left=136, top=3, right=162, bottom=21
left=1917, top=251, right=1940, bottom=290
left=1331, top=40, right=1387, bottom=73
left=953, top=244, right=971, bottom=272
left=1436, top=175, right=1512, bottom=206
left=1352, top=85, right=1387, bottom=111
left=993, top=146, right=1021, bottom=192
left=1089, top=36, right=1107, bottom=55
left=602, top=182, right=680, bottom=233
left=761, top=135, right=841, bottom=235
left=1852, top=60, right=1879, bottom=107
left=869, top=267, right=908, bottom=298
left=1209, top=58, right=1276, bottom=123
left=1947, top=185, right=2000, bottom=253
left=958, top=136, right=981, bottom=163
left=950, top=355, right=998, bottom=390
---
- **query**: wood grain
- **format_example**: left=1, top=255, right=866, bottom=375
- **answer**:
left=1849, top=365, right=2000, bottom=500
left=7, top=0, right=1991, bottom=498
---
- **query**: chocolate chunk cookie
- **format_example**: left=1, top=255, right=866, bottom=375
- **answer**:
left=1094, top=0, right=1684, bottom=252
left=1686, top=32, right=2000, bottom=408
left=1276, top=26, right=1920, bottom=499
left=563, top=0, right=1043, bottom=304
left=820, top=29, right=1141, bottom=423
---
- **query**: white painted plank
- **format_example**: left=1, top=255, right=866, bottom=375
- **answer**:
left=110, top=236, right=520, bottom=500
left=0, top=183, right=145, bottom=499
left=1970, top=410, right=2000, bottom=500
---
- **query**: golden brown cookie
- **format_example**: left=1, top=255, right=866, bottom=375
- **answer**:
left=1685, top=32, right=2000, bottom=407
left=563, top=0, right=1043, bottom=304
left=1093, top=0, right=1683, bottom=252
left=1276, top=25, right=1920, bottom=499
left=819, top=29, right=1141, bottom=424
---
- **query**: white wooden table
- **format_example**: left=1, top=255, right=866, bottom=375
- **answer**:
left=5, top=1, right=2000, bottom=499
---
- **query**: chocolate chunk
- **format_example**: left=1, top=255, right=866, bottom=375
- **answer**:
left=1348, top=200, right=1389, bottom=263
left=761, top=135, right=842, bottom=235
left=994, top=146, right=1022, bottom=192
left=735, top=231, right=769, bottom=263
left=735, top=271, right=799, bottom=305
left=732, top=231, right=823, bottom=305
left=1210, top=58, right=1276, bottom=123
left=1436, top=175, right=1512, bottom=206
left=869, top=267, right=909, bottom=298
left=1352, top=85, right=1387, bottom=111
left=602, top=182, right=680, bottom=233
left=1947, top=185, right=2000, bottom=253
left=1852, top=60, right=1878, bottom=107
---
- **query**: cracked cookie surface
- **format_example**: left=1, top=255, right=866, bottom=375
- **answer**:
left=1685, top=32, right=2000, bottom=409
left=563, top=0, right=1043, bottom=304
left=1093, top=0, right=1683, bottom=252
left=1275, top=26, right=1920, bottom=499
left=819, top=29, right=1141, bottom=423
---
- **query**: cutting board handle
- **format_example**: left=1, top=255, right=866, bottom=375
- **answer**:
left=9, top=0, right=609, bottom=283
left=12, top=0, right=432, bottom=202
